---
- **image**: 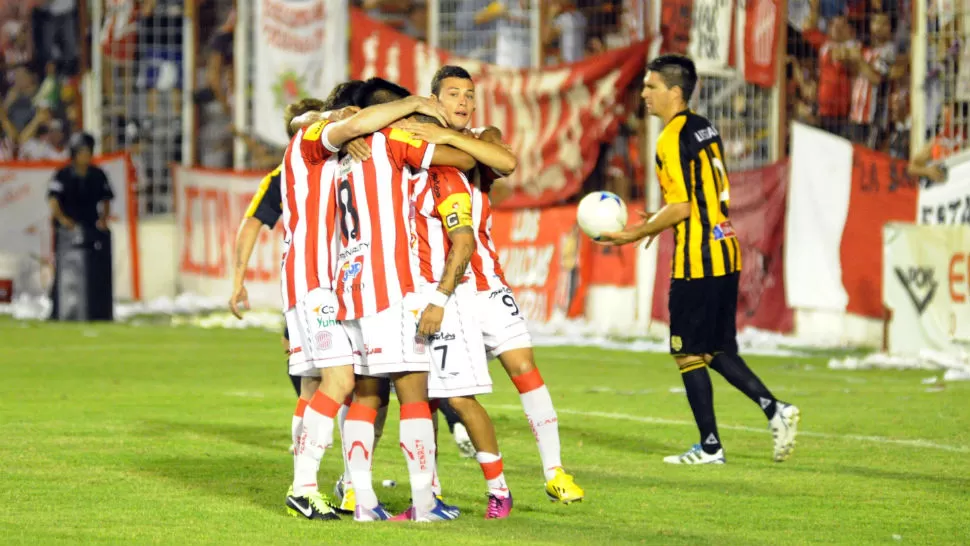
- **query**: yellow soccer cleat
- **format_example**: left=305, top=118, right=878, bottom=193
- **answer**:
left=545, top=468, right=584, bottom=504
left=333, top=479, right=356, bottom=514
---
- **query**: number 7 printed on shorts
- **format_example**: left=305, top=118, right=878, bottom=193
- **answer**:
left=434, top=345, right=449, bottom=370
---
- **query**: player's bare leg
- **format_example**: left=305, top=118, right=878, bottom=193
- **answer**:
left=448, top=395, right=513, bottom=519
left=498, top=347, right=584, bottom=503
left=662, top=355, right=726, bottom=465
left=287, top=366, right=353, bottom=520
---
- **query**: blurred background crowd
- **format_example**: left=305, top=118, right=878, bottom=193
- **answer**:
left=1, top=0, right=966, bottom=212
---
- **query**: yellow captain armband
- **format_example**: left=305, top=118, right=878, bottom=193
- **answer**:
left=389, top=128, right=424, bottom=148
left=302, top=121, right=328, bottom=142
left=437, top=193, right=473, bottom=231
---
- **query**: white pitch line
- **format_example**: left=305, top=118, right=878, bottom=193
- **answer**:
left=491, top=404, right=970, bottom=454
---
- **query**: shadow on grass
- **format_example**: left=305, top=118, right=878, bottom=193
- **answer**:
left=137, top=419, right=288, bottom=452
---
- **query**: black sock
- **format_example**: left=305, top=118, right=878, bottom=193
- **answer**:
left=679, top=360, right=722, bottom=454
left=437, top=398, right=463, bottom=434
left=709, top=353, right=777, bottom=419
left=288, top=374, right=301, bottom=397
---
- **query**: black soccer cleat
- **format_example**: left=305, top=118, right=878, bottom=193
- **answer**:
left=286, top=491, right=341, bottom=521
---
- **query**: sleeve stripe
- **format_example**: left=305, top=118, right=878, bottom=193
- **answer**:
left=421, top=143, right=436, bottom=170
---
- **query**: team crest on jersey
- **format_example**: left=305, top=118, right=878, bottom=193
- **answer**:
left=671, top=335, right=683, bottom=351
left=712, top=221, right=736, bottom=240
left=315, top=331, right=332, bottom=352
left=342, top=262, right=363, bottom=282
left=413, top=335, right=427, bottom=355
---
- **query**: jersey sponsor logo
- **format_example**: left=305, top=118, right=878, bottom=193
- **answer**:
left=693, top=127, right=719, bottom=142
left=341, top=261, right=363, bottom=282
left=312, top=304, right=336, bottom=315
left=338, top=243, right=369, bottom=260
left=488, top=286, right=513, bottom=299
left=712, top=221, right=736, bottom=240
left=303, top=121, right=327, bottom=142
left=338, top=155, right=353, bottom=178
left=894, top=266, right=937, bottom=315
left=428, top=331, right=456, bottom=342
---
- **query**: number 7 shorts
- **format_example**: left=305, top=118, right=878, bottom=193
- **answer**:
left=343, top=291, right=432, bottom=378
left=285, top=288, right=358, bottom=377
left=425, top=282, right=492, bottom=399
left=477, top=286, right=533, bottom=360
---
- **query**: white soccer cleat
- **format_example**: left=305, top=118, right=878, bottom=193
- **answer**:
left=452, top=423, right=476, bottom=458
left=663, top=444, right=726, bottom=464
left=769, top=402, right=800, bottom=462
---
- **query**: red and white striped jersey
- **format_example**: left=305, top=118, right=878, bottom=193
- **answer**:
left=410, top=166, right=475, bottom=286
left=333, top=128, right=436, bottom=320
left=279, top=121, right=340, bottom=312
left=850, top=43, right=895, bottom=124
left=469, top=166, right=510, bottom=292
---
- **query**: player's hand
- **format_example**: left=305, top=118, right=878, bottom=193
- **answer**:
left=345, top=137, right=371, bottom=161
left=417, top=304, right=445, bottom=337
left=229, top=284, right=249, bottom=319
left=408, top=96, right=450, bottom=127
left=401, top=121, right=456, bottom=145
left=597, top=222, right=651, bottom=247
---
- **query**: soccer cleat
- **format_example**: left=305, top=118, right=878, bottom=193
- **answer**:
left=354, top=503, right=393, bottom=522
left=485, top=491, right=513, bottom=519
left=453, top=423, right=476, bottom=458
left=394, top=497, right=461, bottom=522
left=333, top=479, right=355, bottom=514
left=769, top=402, right=800, bottom=462
left=663, top=444, right=726, bottom=464
left=286, top=491, right=340, bottom=521
left=545, top=468, right=585, bottom=504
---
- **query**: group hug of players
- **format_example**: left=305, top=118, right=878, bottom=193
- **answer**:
left=230, top=66, right=584, bottom=522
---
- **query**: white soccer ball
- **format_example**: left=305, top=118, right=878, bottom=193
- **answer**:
left=577, top=191, right=628, bottom=240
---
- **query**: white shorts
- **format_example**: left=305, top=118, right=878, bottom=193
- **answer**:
left=344, top=291, right=432, bottom=377
left=477, top=286, right=533, bottom=360
left=286, top=288, right=357, bottom=377
left=423, top=283, right=491, bottom=399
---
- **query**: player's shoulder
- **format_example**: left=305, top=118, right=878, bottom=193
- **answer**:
left=385, top=127, right=424, bottom=148
left=429, top=166, right=469, bottom=194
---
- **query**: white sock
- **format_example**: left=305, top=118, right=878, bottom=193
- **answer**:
left=400, top=402, right=436, bottom=512
left=293, top=393, right=339, bottom=496
left=337, top=401, right=352, bottom=486
left=520, top=385, right=562, bottom=481
left=476, top=452, right=509, bottom=498
left=343, top=404, right=379, bottom=508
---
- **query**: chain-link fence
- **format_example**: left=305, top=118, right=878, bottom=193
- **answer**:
left=923, top=0, right=970, bottom=161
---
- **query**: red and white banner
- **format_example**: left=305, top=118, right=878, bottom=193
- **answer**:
left=652, top=160, right=794, bottom=332
left=350, top=9, right=648, bottom=208
left=786, top=123, right=920, bottom=319
left=0, top=153, right=140, bottom=300
left=174, top=166, right=284, bottom=309
left=254, top=0, right=348, bottom=146
left=738, top=0, right=781, bottom=87
left=489, top=207, right=594, bottom=322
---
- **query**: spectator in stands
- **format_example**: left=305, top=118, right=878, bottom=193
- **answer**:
left=1, top=20, right=32, bottom=89
left=361, top=0, right=412, bottom=31
left=3, top=65, right=40, bottom=133
left=452, top=0, right=497, bottom=62
left=847, top=11, right=896, bottom=147
left=195, top=9, right=234, bottom=168
left=787, top=55, right=820, bottom=127
left=817, top=16, right=856, bottom=138
left=19, top=116, right=68, bottom=160
left=886, top=87, right=911, bottom=159
left=481, top=1, right=532, bottom=68
left=32, top=0, right=78, bottom=76
left=542, top=0, right=586, bottom=65
left=0, top=103, right=16, bottom=159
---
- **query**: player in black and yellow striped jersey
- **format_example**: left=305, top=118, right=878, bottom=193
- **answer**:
left=599, top=54, right=800, bottom=465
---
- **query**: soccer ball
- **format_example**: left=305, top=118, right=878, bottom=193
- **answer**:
left=577, top=191, right=628, bottom=240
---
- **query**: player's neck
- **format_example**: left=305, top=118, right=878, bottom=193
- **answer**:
left=662, top=105, right=688, bottom=126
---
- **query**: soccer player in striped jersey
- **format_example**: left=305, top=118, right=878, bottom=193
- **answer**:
left=598, top=54, right=800, bottom=465
left=404, top=160, right=513, bottom=519
left=404, top=65, right=585, bottom=503
left=332, top=78, right=476, bottom=522
left=279, top=85, right=452, bottom=521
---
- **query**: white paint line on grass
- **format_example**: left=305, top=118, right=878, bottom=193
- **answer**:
left=491, top=404, right=970, bottom=454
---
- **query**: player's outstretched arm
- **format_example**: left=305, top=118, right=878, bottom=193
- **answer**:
left=325, top=96, right=449, bottom=150
left=597, top=202, right=690, bottom=247
left=418, top=226, right=475, bottom=336
left=405, top=122, right=516, bottom=175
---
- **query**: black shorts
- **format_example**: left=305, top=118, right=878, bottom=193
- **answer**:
left=668, top=273, right=739, bottom=356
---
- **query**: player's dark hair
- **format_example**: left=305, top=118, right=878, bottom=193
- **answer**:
left=430, top=65, right=473, bottom=95
left=283, top=97, right=326, bottom=137
left=647, top=54, right=698, bottom=104
left=353, top=77, right=412, bottom=107
left=322, top=80, right=365, bottom=111
left=411, top=113, right=440, bottom=124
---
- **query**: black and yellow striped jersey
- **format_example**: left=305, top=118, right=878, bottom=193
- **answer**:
left=655, top=109, right=741, bottom=280
left=244, top=165, right=283, bottom=228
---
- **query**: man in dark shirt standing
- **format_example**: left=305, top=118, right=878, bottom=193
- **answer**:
left=46, top=132, right=114, bottom=319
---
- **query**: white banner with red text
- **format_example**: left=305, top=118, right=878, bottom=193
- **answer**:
left=883, top=223, right=970, bottom=355
left=254, top=0, right=348, bottom=147
left=174, top=165, right=285, bottom=309
left=350, top=9, right=648, bottom=208
left=0, top=154, right=140, bottom=300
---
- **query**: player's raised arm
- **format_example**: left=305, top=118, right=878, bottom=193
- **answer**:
left=321, top=95, right=449, bottom=152
left=388, top=115, right=478, bottom=172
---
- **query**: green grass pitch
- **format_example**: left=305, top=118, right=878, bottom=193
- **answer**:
left=1, top=319, right=969, bottom=545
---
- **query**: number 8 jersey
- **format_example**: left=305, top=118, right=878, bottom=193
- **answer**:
left=332, top=127, right=436, bottom=320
